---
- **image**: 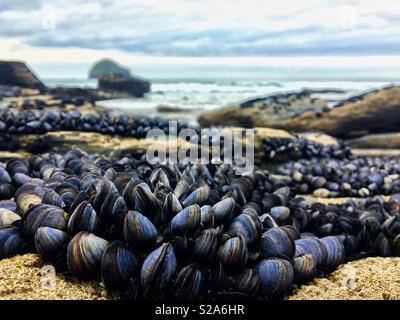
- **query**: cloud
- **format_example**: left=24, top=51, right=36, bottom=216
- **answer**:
left=0, top=0, right=399, bottom=58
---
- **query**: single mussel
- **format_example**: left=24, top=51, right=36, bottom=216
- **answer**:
left=163, top=192, right=182, bottom=220
left=67, top=231, right=109, bottom=279
left=131, top=183, right=164, bottom=224
left=193, top=228, right=218, bottom=263
left=270, top=206, right=290, bottom=222
left=99, top=193, right=127, bottom=226
left=200, top=205, right=215, bottom=229
left=140, top=243, right=177, bottom=298
left=217, top=236, right=248, bottom=271
left=0, top=200, right=17, bottom=212
left=167, top=204, right=201, bottom=236
left=207, top=261, right=227, bottom=292
left=0, top=225, right=28, bottom=259
left=226, top=212, right=262, bottom=246
left=295, top=237, right=328, bottom=268
left=182, top=185, right=210, bottom=207
left=149, top=168, right=171, bottom=189
left=232, top=268, right=260, bottom=296
left=212, top=197, right=235, bottom=225
left=16, top=190, right=42, bottom=214
left=257, top=258, right=294, bottom=298
left=34, top=226, right=69, bottom=261
left=0, top=183, right=15, bottom=200
left=320, top=236, right=345, bottom=269
left=337, top=234, right=358, bottom=256
left=293, top=254, right=316, bottom=283
left=123, top=211, right=158, bottom=249
left=42, top=189, right=66, bottom=209
left=68, top=201, right=99, bottom=234
left=55, top=183, right=79, bottom=210
left=260, top=227, right=295, bottom=260
left=174, top=264, right=203, bottom=300
left=0, top=167, right=12, bottom=184
left=21, top=204, right=68, bottom=237
left=0, top=208, right=20, bottom=226
left=373, top=232, right=391, bottom=257
left=101, top=240, right=140, bottom=291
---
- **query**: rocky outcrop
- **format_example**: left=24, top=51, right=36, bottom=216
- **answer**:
left=348, top=132, right=400, bottom=149
left=0, top=61, right=46, bottom=91
left=198, top=86, right=400, bottom=138
left=7, top=128, right=343, bottom=164
left=88, top=58, right=131, bottom=79
left=198, top=89, right=340, bottom=128
left=98, top=74, right=150, bottom=97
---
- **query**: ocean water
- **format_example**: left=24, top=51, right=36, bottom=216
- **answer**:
left=39, top=62, right=400, bottom=125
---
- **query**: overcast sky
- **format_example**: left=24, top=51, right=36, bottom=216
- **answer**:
left=1, top=0, right=400, bottom=65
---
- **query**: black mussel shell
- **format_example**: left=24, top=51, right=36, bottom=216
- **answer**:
left=193, top=228, right=218, bottom=263
left=0, top=225, right=28, bottom=259
left=101, top=241, right=140, bottom=291
left=140, top=243, right=177, bottom=297
left=123, top=211, right=158, bottom=249
left=260, top=227, right=295, bottom=260
left=217, top=236, right=248, bottom=271
left=68, top=201, right=99, bottom=234
left=257, top=258, right=294, bottom=298
left=21, top=204, right=68, bottom=237
left=67, top=231, right=109, bottom=279
left=174, top=264, right=203, bottom=300
left=34, top=226, right=69, bottom=261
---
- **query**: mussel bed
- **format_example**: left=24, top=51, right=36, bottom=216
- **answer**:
left=1, top=149, right=400, bottom=300
left=0, top=108, right=190, bottom=139
left=277, top=157, right=400, bottom=198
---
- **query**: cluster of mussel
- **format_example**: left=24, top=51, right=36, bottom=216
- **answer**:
left=0, top=134, right=21, bottom=152
left=0, top=108, right=189, bottom=139
left=303, top=195, right=400, bottom=258
left=262, top=136, right=351, bottom=162
left=1, top=150, right=400, bottom=300
left=277, top=157, right=400, bottom=198
left=0, top=134, right=51, bottom=154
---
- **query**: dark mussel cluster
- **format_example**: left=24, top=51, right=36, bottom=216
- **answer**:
left=0, top=108, right=190, bottom=139
left=262, top=136, right=351, bottom=162
left=0, top=134, right=21, bottom=152
left=301, top=195, right=400, bottom=259
left=277, top=157, right=400, bottom=197
left=0, top=134, right=51, bottom=154
left=1, top=150, right=400, bottom=300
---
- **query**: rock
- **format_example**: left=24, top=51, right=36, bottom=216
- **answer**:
left=198, top=89, right=338, bottom=128
left=25, top=131, right=195, bottom=158
left=348, top=132, right=400, bottom=149
left=98, top=74, right=150, bottom=97
left=198, top=86, right=400, bottom=138
left=88, top=58, right=131, bottom=79
left=0, top=61, right=46, bottom=91
left=156, top=105, right=189, bottom=113
left=9, top=127, right=342, bottom=162
left=285, top=85, right=400, bottom=137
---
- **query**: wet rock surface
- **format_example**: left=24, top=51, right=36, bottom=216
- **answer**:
left=198, top=85, right=400, bottom=138
left=0, top=61, right=46, bottom=91
left=348, top=132, right=400, bottom=149
left=98, top=74, right=150, bottom=97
